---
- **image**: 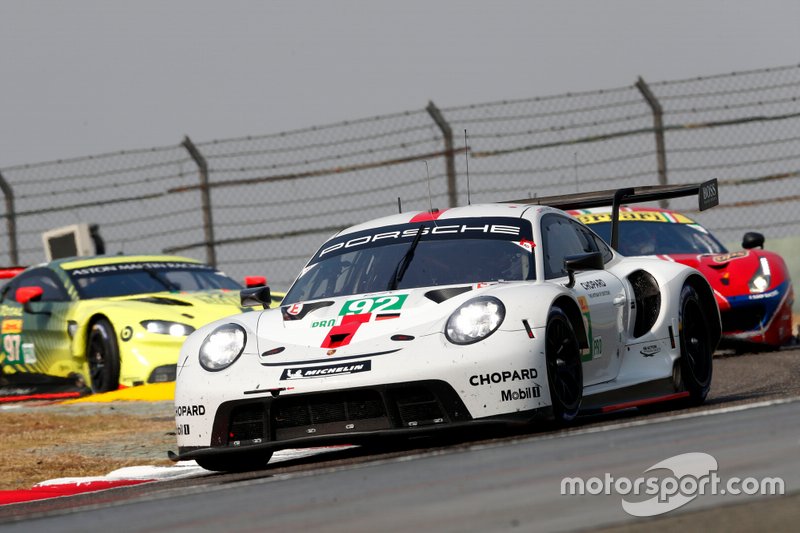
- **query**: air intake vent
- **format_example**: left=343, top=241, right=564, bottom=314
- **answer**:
left=721, top=305, right=765, bottom=332
left=391, top=386, right=447, bottom=427
left=272, top=390, right=389, bottom=439
left=628, top=270, right=661, bottom=338
left=228, top=403, right=266, bottom=444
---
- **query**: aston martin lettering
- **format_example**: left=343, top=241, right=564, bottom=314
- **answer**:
left=501, top=386, right=540, bottom=402
left=69, top=262, right=213, bottom=277
left=280, top=361, right=372, bottom=380
left=580, top=279, right=607, bottom=291
left=469, top=368, right=538, bottom=386
left=319, top=224, right=523, bottom=257
left=175, top=405, right=206, bottom=416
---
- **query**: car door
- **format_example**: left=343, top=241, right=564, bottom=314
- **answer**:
left=541, top=214, right=626, bottom=386
left=0, top=268, right=74, bottom=377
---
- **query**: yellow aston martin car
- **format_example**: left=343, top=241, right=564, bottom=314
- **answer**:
left=0, top=255, right=282, bottom=392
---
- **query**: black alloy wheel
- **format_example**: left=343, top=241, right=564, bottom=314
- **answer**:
left=546, top=307, right=583, bottom=423
left=678, top=285, right=713, bottom=405
left=87, top=318, right=121, bottom=393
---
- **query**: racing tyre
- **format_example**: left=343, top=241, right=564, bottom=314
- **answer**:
left=87, top=318, right=121, bottom=393
left=546, top=307, right=583, bottom=423
left=196, top=451, right=274, bottom=473
left=678, top=285, right=713, bottom=405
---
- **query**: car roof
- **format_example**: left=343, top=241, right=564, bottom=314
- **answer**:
left=336, top=203, right=534, bottom=237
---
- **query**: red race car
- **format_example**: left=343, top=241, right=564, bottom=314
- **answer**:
left=570, top=207, right=794, bottom=349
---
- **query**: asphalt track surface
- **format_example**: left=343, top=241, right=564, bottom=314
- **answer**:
left=2, top=347, right=799, bottom=532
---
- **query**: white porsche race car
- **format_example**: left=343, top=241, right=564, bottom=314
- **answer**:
left=171, top=181, right=721, bottom=471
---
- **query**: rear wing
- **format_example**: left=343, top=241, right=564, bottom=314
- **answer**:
left=503, top=179, right=719, bottom=250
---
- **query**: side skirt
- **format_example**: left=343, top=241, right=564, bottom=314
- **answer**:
left=579, top=377, right=687, bottom=415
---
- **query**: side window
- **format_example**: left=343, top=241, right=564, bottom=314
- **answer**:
left=10, top=269, right=69, bottom=302
left=571, top=220, right=613, bottom=264
left=542, top=214, right=591, bottom=279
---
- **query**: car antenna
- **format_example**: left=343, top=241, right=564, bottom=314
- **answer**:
left=424, top=160, right=439, bottom=228
left=465, top=129, right=471, bottom=205
left=397, top=197, right=402, bottom=213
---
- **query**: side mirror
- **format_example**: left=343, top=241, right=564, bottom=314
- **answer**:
left=742, top=232, right=765, bottom=250
left=564, top=252, right=604, bottom=289
left=16, top=286, right=44, bottom=305
left=244, top=276, right=267, bottom=288
left=241, top=286, right=272, bottom=309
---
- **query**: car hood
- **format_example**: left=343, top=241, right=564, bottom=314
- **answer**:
left=254, top=284, right=482, bottom=359
left=95, top=290, right=249, bottom=324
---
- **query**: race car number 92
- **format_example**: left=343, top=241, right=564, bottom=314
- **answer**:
left=340, top=295, right=408, bottom=316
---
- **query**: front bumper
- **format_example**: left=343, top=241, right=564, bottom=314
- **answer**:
left=171, top=378, right=551, bottom=461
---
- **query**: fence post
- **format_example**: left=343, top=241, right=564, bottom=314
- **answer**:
left=426, top=101, right=458, bottom=208
left=0, top=171, right=18, bottom=265
left=635, top=77, right=669, bottom=208
left=181, top=136, right=216, bottom=267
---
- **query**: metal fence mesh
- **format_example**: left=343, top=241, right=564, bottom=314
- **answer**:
left=1, top=64, right=798, bottom=290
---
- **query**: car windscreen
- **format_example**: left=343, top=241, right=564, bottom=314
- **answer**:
left=283, top=217, right=536, bottom=304
left=588, top=221, right=727, bottom=256
left=65, top=261, right=242, bottom=299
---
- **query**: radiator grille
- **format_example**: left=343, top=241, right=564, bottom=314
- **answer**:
left=392, top=386, right=447, bottom=426
left=273, top=389, right=387, bottom=435
left=721, top=305, right=765, bottom=332
left=228, top=403, right=266, bottom=443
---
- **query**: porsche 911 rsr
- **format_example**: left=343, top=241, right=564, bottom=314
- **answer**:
left=173, top=182, right=721, bottom=472
left=0, top=255, right=281, bottom=392
left=570, top=207, right=794, bottom=348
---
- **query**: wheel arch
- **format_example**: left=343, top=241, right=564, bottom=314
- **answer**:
left=552, top=295, right=589, bottom=353
left=684, top=273, right=721, bottom=352
left=73, top=312, right=121, bottom=361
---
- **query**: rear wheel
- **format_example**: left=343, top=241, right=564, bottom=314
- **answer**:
left=678, top=285, right=713, bottom=405
left=196, top=450, right=274, bottom=472
left=87, top=318, right=120, bottom=393
left=546, top=307, right=583, bottom=423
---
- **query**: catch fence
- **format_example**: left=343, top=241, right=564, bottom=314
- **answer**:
left=1, top=64, right=798, bottom=289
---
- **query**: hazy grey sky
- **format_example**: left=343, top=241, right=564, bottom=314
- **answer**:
left=1, top=1, right=798, bottom=167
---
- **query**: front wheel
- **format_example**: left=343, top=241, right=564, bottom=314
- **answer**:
left=678, top=285, right=713, bottom=405
left=87, top=318, right=120, bottom=393
left=546, top=307, right=583, bottom=423
left=196, top=450, right=274, bottom=472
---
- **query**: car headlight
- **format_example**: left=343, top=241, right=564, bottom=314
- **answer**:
left=199, top=323, right=246, bottom=372
left=748, top=257, right=771, bottom=293
left=445, top=296, right=505, bottom=345
left=140, top=320, right=195, bottom=337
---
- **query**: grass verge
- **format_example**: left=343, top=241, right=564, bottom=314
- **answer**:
left=0, top=410, right=174, bottom=490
